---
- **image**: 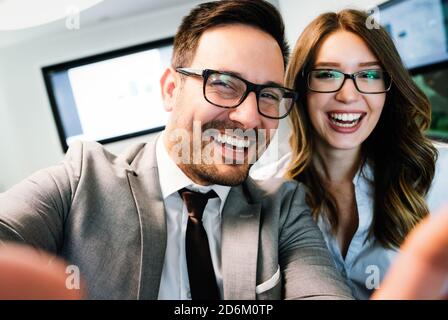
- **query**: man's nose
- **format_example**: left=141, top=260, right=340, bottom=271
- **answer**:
left=228, top=92, right=262, bottom=129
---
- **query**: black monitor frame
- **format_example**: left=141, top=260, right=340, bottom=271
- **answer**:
left=42, top=37, right=173, bottom=152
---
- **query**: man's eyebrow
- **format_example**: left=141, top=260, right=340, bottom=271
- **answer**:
left=219, top=69, right=283, bottom=87
left=265, top=80, right=284, bottom=87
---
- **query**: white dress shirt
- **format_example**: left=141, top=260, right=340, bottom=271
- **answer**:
left=156, top=133, right=231, bottom=300
left=250, top=143, right=448, bottom=299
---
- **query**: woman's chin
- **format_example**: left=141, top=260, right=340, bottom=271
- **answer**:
left=324, top=136, right=365, bottom=151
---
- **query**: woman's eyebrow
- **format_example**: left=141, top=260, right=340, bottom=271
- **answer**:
left=314, top=62, right=340, bottom=67
left=359, top=61, right=381, bottom=67
left=314, top=61, right=382, bottom=68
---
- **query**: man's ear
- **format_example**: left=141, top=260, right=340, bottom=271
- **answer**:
left=160, top=67, right=180, bottom=112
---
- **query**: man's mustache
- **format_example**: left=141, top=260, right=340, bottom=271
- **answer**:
left=200, top=120, right=260, bottom=142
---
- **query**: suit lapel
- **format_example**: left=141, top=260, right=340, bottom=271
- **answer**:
left=221, top=182, right=261, bottom=299
left=123, top=133, right=263, bottom=300
left=126, top=134, right=167, bottom=300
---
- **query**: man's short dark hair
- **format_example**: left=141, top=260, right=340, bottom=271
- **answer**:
left=172, top=0, right=289, bottom=69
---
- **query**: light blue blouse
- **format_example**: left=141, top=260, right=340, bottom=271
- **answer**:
left=250, top=143, right=448, bottom=299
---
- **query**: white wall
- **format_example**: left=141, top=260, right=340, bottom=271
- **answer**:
left=0, top=1, right=207, bottom=191
left=0, top=64, right=14, bottom=192
left=278, top=0, right=388, bottom=55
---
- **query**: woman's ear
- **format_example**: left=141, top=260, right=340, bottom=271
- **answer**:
left=160, top=67, right=180, bottom=112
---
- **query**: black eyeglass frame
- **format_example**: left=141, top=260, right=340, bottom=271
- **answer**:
left=305, top=68, right=393, bottom=94
left=176, top=67, right=299, bottom=119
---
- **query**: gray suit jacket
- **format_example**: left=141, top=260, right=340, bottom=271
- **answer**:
left=0, top=134, right=352, bottom=299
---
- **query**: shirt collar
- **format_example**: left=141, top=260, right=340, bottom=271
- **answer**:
left=352, top=159, right=375, bottom=186
left=156, top=132, right=231, bottom=205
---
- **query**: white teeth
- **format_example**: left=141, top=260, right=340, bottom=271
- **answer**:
left=330, top=120, right=358, bottom=128
left=215, top=133, right=250, bottom=148
left=329, top=112, right=363, bottom=128
left=330, top=113, right=362, bottom=122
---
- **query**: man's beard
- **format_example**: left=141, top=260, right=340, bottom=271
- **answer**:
left=185, top=161, right=249, bottom=186
left=168, top=120, right=270, bottom=186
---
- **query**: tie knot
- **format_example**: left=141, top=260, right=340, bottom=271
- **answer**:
left=178, top=188, right=218, bottom=220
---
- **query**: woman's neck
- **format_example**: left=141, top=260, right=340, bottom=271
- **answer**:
left=313, top=140, right=362, bottom=184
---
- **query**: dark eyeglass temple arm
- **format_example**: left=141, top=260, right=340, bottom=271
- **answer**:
left=176, top=68, right=203, bottom=77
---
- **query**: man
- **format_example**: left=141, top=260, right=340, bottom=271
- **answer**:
left=0, top=0, right=352, bottom=299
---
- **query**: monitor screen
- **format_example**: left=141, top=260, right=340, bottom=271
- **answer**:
left=412, top=63, right=448, bottom=141
left=380, top=0, right=448, bottom=70
left=42, top=38, right=173, bottom=151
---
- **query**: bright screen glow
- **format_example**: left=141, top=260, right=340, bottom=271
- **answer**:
left=381, top=0, right=448, bottom=69
left=44, top=42, right=172, bottom=150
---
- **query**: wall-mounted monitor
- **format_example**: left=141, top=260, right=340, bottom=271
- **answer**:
left=42, top=37, right=173, bottom=152
left=379, top=0, right=448, bottom=70
left=412, top=62, right=448, bottom=141
left=380, top=0, right=448, bottom=142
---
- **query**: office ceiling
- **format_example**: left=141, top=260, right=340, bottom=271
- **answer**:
left=0, top=0, right=196, bottom=48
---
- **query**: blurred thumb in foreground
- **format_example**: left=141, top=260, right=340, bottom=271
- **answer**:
left=0, top=243, right=85, bottom=299
left=372, top=207, right=448, bottom=300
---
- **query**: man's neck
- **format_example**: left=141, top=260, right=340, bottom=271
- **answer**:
left=162, top=132, right=211, bottom=186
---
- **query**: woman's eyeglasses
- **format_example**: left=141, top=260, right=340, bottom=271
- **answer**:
left=306, top=69, right=392, bottom=94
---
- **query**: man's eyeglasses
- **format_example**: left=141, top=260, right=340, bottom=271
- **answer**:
left=306, top=69, right=392, bottom=94
left=176, top=68, right=298, bottom=119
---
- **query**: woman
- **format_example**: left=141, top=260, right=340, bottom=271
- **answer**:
left=281, top=9, right=448, bottom=299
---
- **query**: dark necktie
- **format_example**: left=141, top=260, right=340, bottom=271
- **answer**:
left=178, top=188, right=220, bottom=300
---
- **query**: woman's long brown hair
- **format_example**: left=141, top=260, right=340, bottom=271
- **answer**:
left=285, top=9, right=438, bottom=248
